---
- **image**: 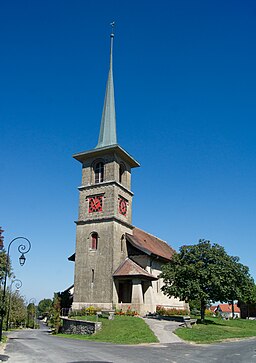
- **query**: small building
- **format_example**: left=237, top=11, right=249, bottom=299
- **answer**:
left=68, top=30, right=188, bottom=316
left=238, top=301, right=256, bottom=319
left=216, top=303, right=240, bottom=319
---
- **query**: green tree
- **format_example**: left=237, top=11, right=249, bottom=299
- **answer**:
left=27, top=302, right=36, bottom=328
left=161, top=239, right=254, bottom=321
left=223, top=257, right=256, bottom=317
left=49, top=293, right=61, bottom=333
left=7, top=291, right=26, bottom=328
left=57, top=290, right=72, bottom=310
left=0, top=228, right=12, bottom=282
left=37, top=298, right=52, bottom=318
left=241, top=280, right=256, bottom=304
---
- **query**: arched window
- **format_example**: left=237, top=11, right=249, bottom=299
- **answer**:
left=119, top=163, right=125, bottom=183
left=121, top=234, right=125, bottom=252
left=95, top=162, right=104, bottom=184
left=91, top=232, right=98, bottom=250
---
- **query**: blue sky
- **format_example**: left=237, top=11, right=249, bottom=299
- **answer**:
left=1, top=0, right=256, bottom=303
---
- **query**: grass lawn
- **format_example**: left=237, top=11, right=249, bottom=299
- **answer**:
left=175, top=317, right=256, bottom=344
left=59, top=315, right=158, bottom=344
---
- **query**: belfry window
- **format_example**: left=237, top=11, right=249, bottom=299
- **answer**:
left=95, top=162, right=104, bottom=184
left=91, top=233, right=98, bottom=250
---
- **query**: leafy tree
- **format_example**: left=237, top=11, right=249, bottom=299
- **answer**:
left=37, top=298, right=52, bottom=318
left=0, top=250, right=12, bottom=283
left=161, top=239, right=254, bottom=321
left=0, top=226, right=12, bottom=283
left=0, top=226, right=13, bottom=325
left=57, top=290, right=72, bottom=310
left=188, top=298, right=210, bottom=316
left=223, top=257, right=256, bottom=317
left=0, top=227, right=4, bottom=249
left=241, top=280, right=256, bottom=304
left=6, top=291, right=26, bottom=328
left=27, top=302, right=36, bottom=328
left=49, top=293, right=61, bottom=333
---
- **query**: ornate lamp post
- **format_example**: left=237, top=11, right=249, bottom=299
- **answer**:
left=0, top=237, right=31, bottom=341
left=6, top=279, right=22, bottom=331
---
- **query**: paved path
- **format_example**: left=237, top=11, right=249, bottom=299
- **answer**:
left=2, top=324, right=256, bottom=362
left=143, top=317, right=183, bottom=343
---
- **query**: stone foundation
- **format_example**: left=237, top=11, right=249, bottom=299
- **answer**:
left=61, top=317, right=102, bottom=335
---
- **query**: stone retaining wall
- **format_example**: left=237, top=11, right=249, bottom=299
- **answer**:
left=61, top=317, right=102, bottom=335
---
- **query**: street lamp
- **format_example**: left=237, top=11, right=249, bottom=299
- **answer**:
left=6, top=279, right=22, bottom=331
left=0, top=237, right=31, bottom=341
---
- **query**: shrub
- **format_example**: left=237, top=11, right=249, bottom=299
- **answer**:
left=205, top=309, right=213, bottom=317
left=190, top=308, right=200, bottom=316
left=69, top=306, right=100, bottom=317
left=85, top=306, right=98, bottom=316
left=115, top=308, right=138, bottom=316
left=156, top=305, right=189, bottom=316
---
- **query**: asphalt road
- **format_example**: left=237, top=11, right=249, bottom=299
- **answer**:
left=2, top=324, right=256, bottom=363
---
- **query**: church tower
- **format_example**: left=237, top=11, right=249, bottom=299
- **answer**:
left=72, top=29, right=140, bottom=310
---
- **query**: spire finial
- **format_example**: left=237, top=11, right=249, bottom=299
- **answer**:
left=110, top=21, right=115, bottom=37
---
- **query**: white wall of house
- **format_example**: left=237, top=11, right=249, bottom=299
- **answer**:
left=126, top=255, right=188, bottom=314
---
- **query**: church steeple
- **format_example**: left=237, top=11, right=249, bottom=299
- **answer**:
left=73, top=23, right=139, bottom=168
left=96, top=25, right=117, bottom=149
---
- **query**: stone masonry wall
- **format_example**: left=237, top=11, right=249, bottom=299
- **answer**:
left=61, top=317, right=102, bottom=335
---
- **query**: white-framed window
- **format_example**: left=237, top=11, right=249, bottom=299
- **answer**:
left=95, top=162, right=104, bottom=183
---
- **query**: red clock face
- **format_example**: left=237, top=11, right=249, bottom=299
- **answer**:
left=119, top=198, right=127, bottom=216
left=89, top=196, right=103, bottom=213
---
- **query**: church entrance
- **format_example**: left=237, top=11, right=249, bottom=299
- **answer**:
left=118, top=281, right=132, bottom=303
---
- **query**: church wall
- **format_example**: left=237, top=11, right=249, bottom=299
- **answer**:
left=130, top=254, right=149, bottom=269
left=150, top=259, right=188, bottom=310
left=73, top=222, right=114, bottom=305
left=125, top=254, right=188, bottom=313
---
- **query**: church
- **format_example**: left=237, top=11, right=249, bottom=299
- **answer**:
left=69, top=30, right=187, bottom=315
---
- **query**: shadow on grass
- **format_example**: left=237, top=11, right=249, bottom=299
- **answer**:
left=196, top=318, right=223, bottom=326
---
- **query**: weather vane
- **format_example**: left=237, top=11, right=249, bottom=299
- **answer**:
left=110, top=21, right=115, bottom=36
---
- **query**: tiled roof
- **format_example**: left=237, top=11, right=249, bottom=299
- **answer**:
left=113, top=258, right=157, bottom=280
left=126, top=227, right=175, bottom=261
left=218, top=304, right=240, bottom=313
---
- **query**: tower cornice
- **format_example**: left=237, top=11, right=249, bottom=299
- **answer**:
left=75, top=216, right=134, bottom=229
left=73, top=144, right=140, bottom=168
left=77, top=180, right=134, bottom=197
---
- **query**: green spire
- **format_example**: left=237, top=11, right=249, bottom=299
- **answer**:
left=96, top=26, right=117, bottom=149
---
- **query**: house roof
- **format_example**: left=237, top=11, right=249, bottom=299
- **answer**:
left=209, top=305, right=217, bottom=312
left=62, top=284, right=74, bottom=294
left=113, top=257, right=158, bottom=280
left=218, top=304, right=240, bottom=313
left=68, top=227, right=175, bottom=264
left=126, top=227, right=175, bottom=261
